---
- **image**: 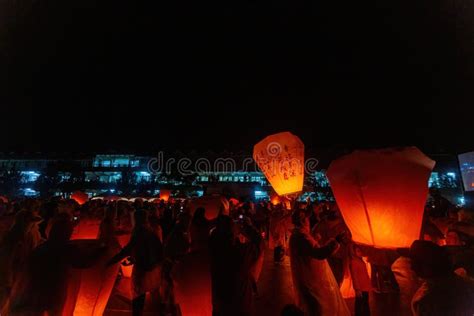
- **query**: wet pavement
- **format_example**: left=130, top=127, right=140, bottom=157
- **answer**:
left=252, top=250, right=296, bottom=315
left=105, top=249, right=410, bottom=316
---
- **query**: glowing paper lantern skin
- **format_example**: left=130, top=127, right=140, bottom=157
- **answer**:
left=71, top=240, right=121, bottom=316
left=253, top=132, right=305, bottom=196
left=71, top=218, right=101, bottom=240
left=160, top=189, right=171, bottom=202
left=71, top=191, right=89, bottom=205
left=174, top=252, right=212, bottom=316
left=327, top=147, right=435, bottom=248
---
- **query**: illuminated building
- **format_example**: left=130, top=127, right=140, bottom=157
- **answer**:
left=0, top=151, right=465, bottom=203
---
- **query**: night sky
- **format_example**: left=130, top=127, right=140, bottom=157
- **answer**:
left=1, top=0, right=473, bottom=154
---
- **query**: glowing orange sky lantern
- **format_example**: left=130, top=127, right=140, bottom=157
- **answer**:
left=71, top=191, right=89, bottom=205
left=160, top=189, right=171, bottom=202
left=253, top=132, right=305, bottom=196
left=327, top=147, right=435, bottom=248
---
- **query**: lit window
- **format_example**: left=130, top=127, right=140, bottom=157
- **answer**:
left=136, top=171, right=151, bottom=182
left=428, top=172, right=440, bottom=188
left=112, top=158, right=130, bottom=167
left=23, top=188, right=39, bottom=197
left=254, top=190, right=269, bottom=199
left=21, top=171, right=40, bottom=182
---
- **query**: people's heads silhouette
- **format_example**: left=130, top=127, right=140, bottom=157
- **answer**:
left=48, top=213, right=74, bottom=242
left=6, top=210, right=42, bottom=241
left=104, top=204, right=117, bottom=222
left=214, top=215, right=235, bottom=241
left=133, top=209, right=148, bottom=228
left=192, top=207, right=207, bottom=226
left=410, top=240, right=451, bottom=279
left=13, top=210, right=42, bottom=229
left=292, top=209, right=310, bottom=232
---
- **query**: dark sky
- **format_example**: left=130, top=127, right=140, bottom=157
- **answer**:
left=1, top=0, right=473, bottom=154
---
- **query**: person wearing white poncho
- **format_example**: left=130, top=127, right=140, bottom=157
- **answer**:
left=289, top=209, right=350, bottom=316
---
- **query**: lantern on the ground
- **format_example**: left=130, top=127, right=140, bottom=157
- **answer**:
left=327, top=147, right=435, bottom=248
left=71, top=191, right=89, bottom=205
left=253, top=132, right=305, bottom=196
left=160, top=189, right=171, bottom=202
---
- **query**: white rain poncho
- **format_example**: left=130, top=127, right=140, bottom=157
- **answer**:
left=289, top=227, right=350, bottom=316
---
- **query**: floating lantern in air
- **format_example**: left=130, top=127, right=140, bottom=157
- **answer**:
left=327, top=147, right=435, bottom=248
left=160, top=189, right=171, bottom=202
left=71, top=191, right=89, bottom=205
left=253, top=132, right=305, bottom=196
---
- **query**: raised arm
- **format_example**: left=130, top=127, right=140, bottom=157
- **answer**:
left=297, top=234, right=339, bottom=260
left=106, top=233, right=135, bottom=266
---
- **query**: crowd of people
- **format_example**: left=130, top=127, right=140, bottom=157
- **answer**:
left=0, top=193, right=473, bottom=316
